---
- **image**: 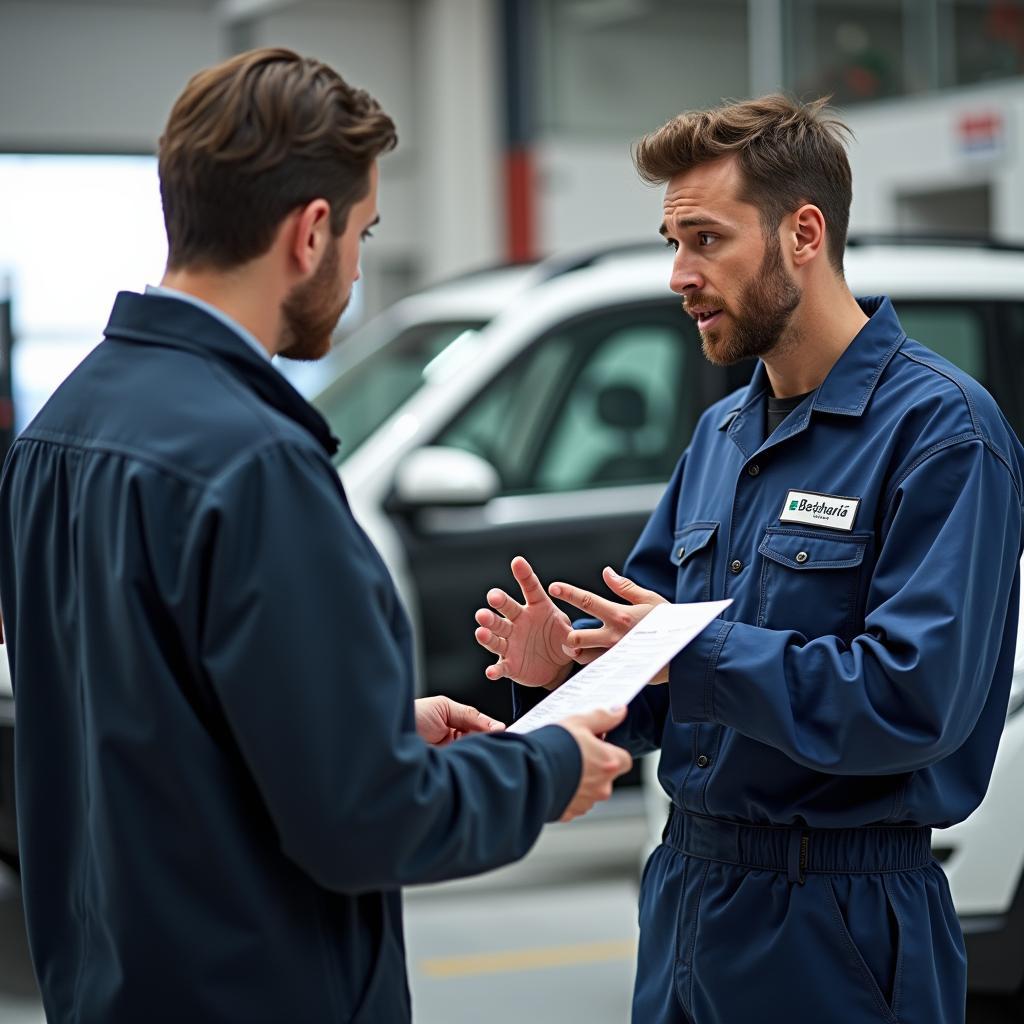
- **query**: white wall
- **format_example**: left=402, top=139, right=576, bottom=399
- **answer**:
left=0, top=2, right=221, bottom=151
left=413, top=0, right=502, bottom=284
left=842, top=80, right=1024, bottom=241
left=0, top=0, right=506, bottom=312
left=535, top=139, right=661, bottom=254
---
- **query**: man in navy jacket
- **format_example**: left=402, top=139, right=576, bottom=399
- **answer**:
left=0, top=49, right=631, bottom=1023
left=474, top=96, right=1024, bottom=1023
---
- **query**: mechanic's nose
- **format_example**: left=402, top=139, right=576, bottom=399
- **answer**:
left=669, top=251, right=703, bottom=295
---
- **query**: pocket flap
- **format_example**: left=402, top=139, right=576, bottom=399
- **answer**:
left=671, top=522, right=719, bottom=566
left=759, top=528, right=867, bottom=571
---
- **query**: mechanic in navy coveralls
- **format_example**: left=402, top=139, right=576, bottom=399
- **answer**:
left=474, top=96, right=1024, bottom=1024
left=0, top=49, right=632, bottom=1024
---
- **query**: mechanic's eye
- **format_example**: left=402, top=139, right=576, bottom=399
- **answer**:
left=698, top=232, right=715, bottom=247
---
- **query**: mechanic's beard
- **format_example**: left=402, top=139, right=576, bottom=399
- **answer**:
left=278, top=241, right=347, bottom=361
left=698, top=236, right=801, bottom=367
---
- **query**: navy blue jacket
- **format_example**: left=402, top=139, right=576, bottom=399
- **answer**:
left=0, top=292, right=581, bottom=1023
left=608, top=297, right=1024, bottom=829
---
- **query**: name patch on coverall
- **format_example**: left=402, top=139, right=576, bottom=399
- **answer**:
left=779, top=490, right=860, bottom=531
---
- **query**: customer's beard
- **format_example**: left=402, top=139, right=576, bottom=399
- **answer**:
left=278, top=242, right=347, bottom=361
left=698, top=235, right=801, bottom=367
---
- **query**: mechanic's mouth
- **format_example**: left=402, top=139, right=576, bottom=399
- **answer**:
left=695, top=309, right=723, bottom=327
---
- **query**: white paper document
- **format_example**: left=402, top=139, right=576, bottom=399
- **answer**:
left=506, top=599, right=733, bottom=734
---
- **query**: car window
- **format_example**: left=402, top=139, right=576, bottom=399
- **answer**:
left=436, top=303, right=700, bottom=494
left=895, top=300, right=1024, bottom=443
left=315, top=319, right=485, bottom=457
left=438, top=336, right=577, bottom=481
left=533, top=324, right=685, bottom=490
left=895, top=303, right=985, bottom=380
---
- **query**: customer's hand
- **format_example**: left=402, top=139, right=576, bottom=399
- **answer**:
left=556, top=706, right=633, bottom=822
left=414, top=695, right=505, bottom=747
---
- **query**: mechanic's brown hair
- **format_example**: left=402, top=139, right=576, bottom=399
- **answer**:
left=634, top=95, right=852, bottom=272
left=159, top=47, right=397, bottom=270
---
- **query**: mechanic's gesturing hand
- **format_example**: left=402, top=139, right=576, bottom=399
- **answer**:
left=473, top=556, right=575, bottom=688
left=474, top=556, right=671, bottom=687
left=414, top=695, right=505, bottom=747
left=548, top=567, right=671, bottom=683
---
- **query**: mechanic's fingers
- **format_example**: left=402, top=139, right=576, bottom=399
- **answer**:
left=486, top=588, right=523, bottom=621
left=511, top=555, right=549, bottom=606
left=474, top=626, right=508, bottom=657
left=602, top=566, right=667, bottom=606
left=548, top=580, right=618, bottom=620
left=474, top=608, right=513, bottom=638
left=485, top=659, right=509, bottom=681
left=564, top=625, right=615, bottom=649
left=562, top=644, right=607, bottom=664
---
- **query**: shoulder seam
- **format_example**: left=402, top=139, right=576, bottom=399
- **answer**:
left=897, top=348, right=980, bottom=435
left=14, top=430, right=208, bottom=490
left=206, top=436, right=331, bottom=492
left=884, top=433, right=1023, bottom=511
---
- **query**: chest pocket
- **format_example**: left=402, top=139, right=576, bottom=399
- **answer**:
left=757, top=527, right=869, bottom=642
left=670, top=522, right=718, bottom=602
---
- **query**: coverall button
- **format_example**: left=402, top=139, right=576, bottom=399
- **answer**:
left=795, top=551, right=809, bottom=564
left=730, top=559, right=743, bottom=573
left=747, top=464, right=760, bottom=477
left=696, top=754, right=710, bottom=768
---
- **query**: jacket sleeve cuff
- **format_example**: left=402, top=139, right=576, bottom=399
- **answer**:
left=669, top=619, right=733, bottom=723
left=523, top=724, right=582, bottom=821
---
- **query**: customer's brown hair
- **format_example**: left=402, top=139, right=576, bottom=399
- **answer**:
left=634, top=95, right=852, bottom=272
left=158, top=48, right=397, bottom=270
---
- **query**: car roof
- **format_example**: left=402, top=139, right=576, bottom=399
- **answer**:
left=399, top=237, right=1024, bottom=324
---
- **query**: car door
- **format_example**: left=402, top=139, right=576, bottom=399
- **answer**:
left=386, top=300, right=746, bottom=720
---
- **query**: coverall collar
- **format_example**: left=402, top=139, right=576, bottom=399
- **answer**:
left=718, top=295, right=906, bottom=459
left=103, top=290, right=340, bottom=458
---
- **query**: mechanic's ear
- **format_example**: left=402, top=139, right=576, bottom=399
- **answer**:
left=790, top=203, right=826, bottom=268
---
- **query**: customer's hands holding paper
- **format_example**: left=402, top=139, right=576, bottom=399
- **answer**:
left=556, top=706, right=633, bottom=821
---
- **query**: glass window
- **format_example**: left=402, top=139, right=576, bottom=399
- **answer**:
left=895, top=302, right=986, bottom=378
left=894, top=299, right=1024, bottom=444
left=0, top=155, right=168, bottom=431
left=785, top=0, right=910, bottom=104
left=436, top=303, right=700, bottom=495
left=437, top=334, right=578, bottom=486
left=992, top=301, right=1024, bottom=441
left=534, top=324, right=685, bottom=490
left=946, top=0, right=1024, bottom=88
left=536, top=0, right=749, bottom=138
left=315, top=320, right=486, bottom=458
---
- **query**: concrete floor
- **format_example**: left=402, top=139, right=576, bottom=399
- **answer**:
left=0, top=799, right=1018, bottom=1023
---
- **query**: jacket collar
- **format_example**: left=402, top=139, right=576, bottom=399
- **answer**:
left=103, top=291, right=340, bottom=458
left=717, top=296, right=906, bottom=455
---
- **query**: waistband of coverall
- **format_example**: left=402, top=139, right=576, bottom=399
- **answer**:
left=664, top=806, right=933, bottom=884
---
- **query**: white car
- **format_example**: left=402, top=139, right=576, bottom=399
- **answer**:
left=312, top=237, right=1024, bottom=1009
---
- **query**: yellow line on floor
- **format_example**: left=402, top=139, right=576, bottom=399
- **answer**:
left=419, top=939, right=637, bottom=979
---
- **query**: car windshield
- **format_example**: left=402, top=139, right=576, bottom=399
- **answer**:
left=314, top=319, right=486, bottom=460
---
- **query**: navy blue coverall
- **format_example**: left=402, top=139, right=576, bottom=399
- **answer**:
left=0, top=292, right=582, bottom=1024
left=602, top=297, right=1024, bottom=1023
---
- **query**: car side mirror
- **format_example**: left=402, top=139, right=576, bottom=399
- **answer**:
left=391, top=446, right=500, bottom=508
